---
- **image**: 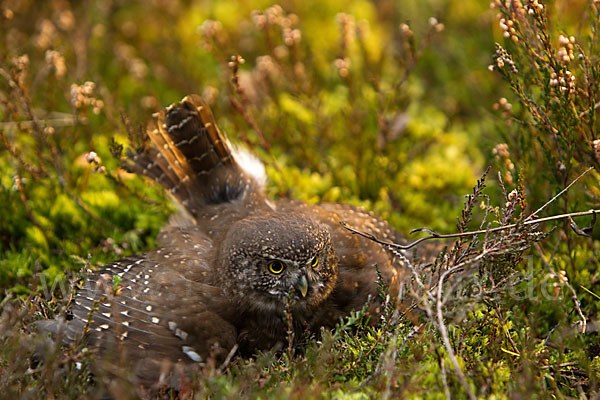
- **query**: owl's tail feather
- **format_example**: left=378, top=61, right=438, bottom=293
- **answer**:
left=125, top=95, right=263, bottom=217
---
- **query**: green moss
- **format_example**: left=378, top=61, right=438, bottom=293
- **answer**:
left=24, top=226, right=49, bottom=251
left=279, top=93, right=316, bottom=126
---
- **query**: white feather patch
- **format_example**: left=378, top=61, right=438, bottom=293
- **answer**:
left=231, top=144, right=266, bottom=189
left=182, top=346, right=202, bottom=362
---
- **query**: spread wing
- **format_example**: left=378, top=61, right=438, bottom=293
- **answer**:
left=37, top=233, right=236, bottom=384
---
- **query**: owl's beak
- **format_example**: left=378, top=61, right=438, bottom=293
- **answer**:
left=294, top=274, right=309, bottom=297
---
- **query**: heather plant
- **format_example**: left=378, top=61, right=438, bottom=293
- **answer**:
left=489, top=0, right=600, bottom=200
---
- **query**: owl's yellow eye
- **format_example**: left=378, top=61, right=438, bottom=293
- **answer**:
left=267, top=260, right=286, bottom=274
left=310, top=256, right=319, bottom=268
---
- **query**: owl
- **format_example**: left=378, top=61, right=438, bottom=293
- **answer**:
left=37, top=95, right=411, bottom=388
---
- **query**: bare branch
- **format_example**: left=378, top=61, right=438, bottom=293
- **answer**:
left=534, top=243, right=587, bottom=333
left=568, top=213, right=597, bottom=237
left=526, top=167, right=594, bottom=221
left=341, top=208, right=599, bottom=251
left=436, top=266, right=477, bottom=400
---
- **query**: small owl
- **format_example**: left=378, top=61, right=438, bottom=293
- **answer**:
left=37, top=95, right=410, bottom=387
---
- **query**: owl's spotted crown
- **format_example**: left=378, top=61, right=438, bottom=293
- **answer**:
left=222, top=213, right=329, bottom=261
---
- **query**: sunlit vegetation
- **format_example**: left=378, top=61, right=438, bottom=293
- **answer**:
left=1, top=0, right=599, bottom=398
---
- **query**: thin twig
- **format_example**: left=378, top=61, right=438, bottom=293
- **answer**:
left=342, top=167, right=596, bottom=251
left=526, top=167, right=594, bottom=220
left=401, top=238, right=493, bottom=399
left=341, top=294, right=392, bottom=375
left=217, top=344, right=239, bottom=373
left=439, top=351, right=452, bottom=400
left=534, top=242, right=587, bottom=333
left=540, top=361, right=579, bottom=370
left=0, top=131, right=47, bottom=179
left=341, top=208, right=599, bottom=251
left=579, top=101, right=600, bottom=117
left=0, top=115, right=79, bottom=133
left=490, top=301, right=520, bottom=356
left=436, top=261, right=477, bottom=400
left=228, top=54, right=270, bottom=151
left=228, top=96, right=265, bottom=149
left=285, top=291, right=295, bottom=360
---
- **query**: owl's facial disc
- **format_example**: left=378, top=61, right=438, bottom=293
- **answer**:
left=220, top=213, right=339, bottom=313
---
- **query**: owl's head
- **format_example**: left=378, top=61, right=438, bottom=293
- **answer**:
left=218, top=213, right=338, bottom=315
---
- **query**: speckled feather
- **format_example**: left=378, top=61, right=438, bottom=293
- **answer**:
left=38, top=95, right=424, bottom=388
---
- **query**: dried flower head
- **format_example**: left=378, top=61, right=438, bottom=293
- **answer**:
left=283, top=28, right=301, bottom=46
left=524, top=0, right=544, bottom=15
left=35, top=19, right=57, bottom=49
left=494, top=44, right=518, bottom=73
left=492, top=143, right=515, bottom=184
left=549, top=68, right=576, bottom=94
left=334, top=57, right=351, bottom=78
left=336, top=13, right=355, bottom=51
left=57, top=9, right=75, bottom=31
left=256, top=55, right=280, bottom=79
left=557, top=34, right=575, bottom=63
left=228, top=54, right=246, bottom=68
left=400, top=23, right=413, bottom=37
left=593, top=139, right=600, bottom=161
left=428, top=17, right=445, bottom=32
left=198, top=19, right=223, bottom=39
left=45, top=50, right=66, bottom=79
left=70, top=81, right=104, bottom=114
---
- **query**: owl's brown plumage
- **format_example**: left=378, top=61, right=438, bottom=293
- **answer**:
left=37, top=95, right=412, bottom=388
